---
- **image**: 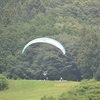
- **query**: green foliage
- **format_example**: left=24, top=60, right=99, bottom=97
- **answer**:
left=0, top=0, right=100, bottom=80
left=77, top=29, right=100, bottom=79
left=59, top=79, right=100, bottom=100
left=95, top=66, right=100, bottom=80
left=41, top=96, right=57, bottom=100
left=0, top=74, right=8, bottom=90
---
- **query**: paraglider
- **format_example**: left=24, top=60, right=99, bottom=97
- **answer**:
left=22, top=37, right=66, bottom=55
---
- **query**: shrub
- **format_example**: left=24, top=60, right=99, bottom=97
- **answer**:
left=59, top=79, right=100, bottom=100
left=0, top=74, right=9, bottom=90
left=41, top=96, right=57, bottom=100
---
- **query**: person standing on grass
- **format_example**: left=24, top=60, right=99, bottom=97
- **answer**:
left=60, top=77, right=63, bottom=81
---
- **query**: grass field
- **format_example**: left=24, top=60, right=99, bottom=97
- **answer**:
left=0, top=80, right=79, bottom=100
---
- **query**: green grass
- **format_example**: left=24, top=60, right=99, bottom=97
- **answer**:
left=0, top=80, right=79, bottom=100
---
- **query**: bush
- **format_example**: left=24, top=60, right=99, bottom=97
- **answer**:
left=0, top=74, right=9, bottom=90
left=59, top=79, right=100, bottom=100
left=41, top=96, right=57, bottom=100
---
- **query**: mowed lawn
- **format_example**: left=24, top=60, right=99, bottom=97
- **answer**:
left=0, top=80, right=79, bottom=100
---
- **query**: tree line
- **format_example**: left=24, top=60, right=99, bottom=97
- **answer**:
left=0, top=0, right=100, bottom=80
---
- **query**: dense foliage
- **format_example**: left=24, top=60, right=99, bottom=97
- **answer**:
left=0, top=0, right=100, bottom=80
left=41, top=79, right=100, bottom=100
left=0, top=74, right=8, bottom=90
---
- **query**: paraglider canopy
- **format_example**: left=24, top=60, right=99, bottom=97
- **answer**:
left=22, top=37, right=66, bottom=55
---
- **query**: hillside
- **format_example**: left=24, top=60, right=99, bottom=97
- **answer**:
left=0, top=0, right=100, bottom=80
left=42, top=79, right=100, bottom=100
left=0, top=80, right=79, bottom=100
left=0, top=80, right=100, bottom=100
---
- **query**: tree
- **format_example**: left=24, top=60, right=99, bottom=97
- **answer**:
left=95, top=66, right=100, bottom=80
left=0, top=74, right=8, bottom=90
left=77, top=28, right=100, bottom=79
